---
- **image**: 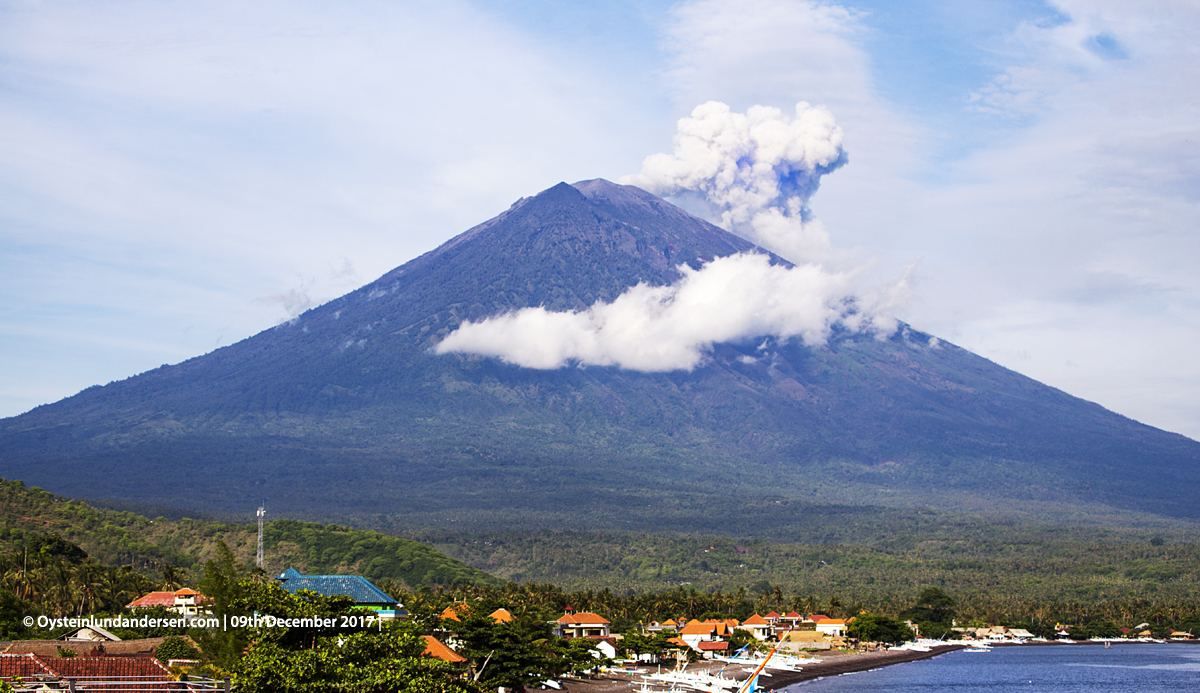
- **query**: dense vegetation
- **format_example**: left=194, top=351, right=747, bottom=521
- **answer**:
left=412, top=527, right=1200, bottom=606
left=0, top=479, right=495, bottom=591
left=388, top=580, right=1200, bottom=641
left=3, top=477, right=1199, bottom=634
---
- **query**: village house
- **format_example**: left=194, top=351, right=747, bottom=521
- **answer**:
left=276, top=568, right=406, bottom=619
left=54, top=624, right=121, bottom=643
left=776, top=630, right=830, bottom=652
left=0, top=653, right=181, bottom=688
left=739, top=614, right=773, bottom=641
left=125, top=587, right=209, bottom=617
left=678, top=621, right=732, bottom=657
left=4, top=635, right=202, bottom=661
left=440, top=604, right=513, bottom=624
left=553, top=611, right=611, bottom=639
left=646, top=619, right=680, bottom=632
left=814, top=618, right=848, bottom=638
left=422, top=636, right=467, bottom=663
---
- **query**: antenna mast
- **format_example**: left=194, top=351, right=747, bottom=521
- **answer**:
left=256, top=506, right=266, bottom=569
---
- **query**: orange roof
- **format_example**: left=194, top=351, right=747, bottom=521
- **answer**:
left=423, top=636, right=466, bottom=663
left=667, top=637, right=688, bottom=647
left=698, top=642, right=729, bottom=651
left=489, top=608, right=513, bottom=623
left=557, top=612, right=610, bottom=625
left=815, top=619, right=846, bottom=625
left=680, top=623, right=717, bottom=635
left=661, top=619, right=678, bottom=626
left=174, top=588, right=199, bottom=596
left=440, top=603, right=469, bottom=622
left=742, top=614, right=769, bottom=625
left=686, top=618, right=701, bottom=625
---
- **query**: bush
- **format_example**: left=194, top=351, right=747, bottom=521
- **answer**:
left=156, top=636, right=202, bottom=664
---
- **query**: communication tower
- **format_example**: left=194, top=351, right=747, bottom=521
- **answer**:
left=256, top=506, right=265, bottom=569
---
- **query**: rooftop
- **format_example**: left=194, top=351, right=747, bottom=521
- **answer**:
left=276, top=568, right=398, bottom=606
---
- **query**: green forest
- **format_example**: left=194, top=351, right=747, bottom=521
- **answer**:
left=2, top=477, right=1199, bottom=641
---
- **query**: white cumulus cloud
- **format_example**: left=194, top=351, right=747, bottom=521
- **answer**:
left=435, top=252, right=902, bottom=371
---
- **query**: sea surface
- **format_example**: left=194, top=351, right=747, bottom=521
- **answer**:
left=783, top=644, right=1200, bottom=692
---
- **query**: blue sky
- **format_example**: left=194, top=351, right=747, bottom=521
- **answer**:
left=2, top=0, right=1198, bottom=439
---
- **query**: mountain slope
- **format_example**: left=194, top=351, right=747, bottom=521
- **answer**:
left=0, top=479, right=497, bottom=587
left=1, top=180, right=1197, bottom=527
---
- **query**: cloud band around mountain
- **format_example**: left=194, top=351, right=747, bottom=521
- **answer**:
left=434, top=252, right=900, bottom=371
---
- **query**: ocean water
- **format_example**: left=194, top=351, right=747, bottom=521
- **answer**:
left=783, top=644, right=1200, bottom=692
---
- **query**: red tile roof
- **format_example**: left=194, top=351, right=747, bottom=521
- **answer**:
left=126, top=591, right=177, bottom=608
left=4, top=637, right=191, bottom=659
left=698, top=642, right=730, bottom=651
left=764, top=611, right=781, bottom=618
left=0, top=653, right=56, bottom=680
left=49, top=657, right=172, bottom=679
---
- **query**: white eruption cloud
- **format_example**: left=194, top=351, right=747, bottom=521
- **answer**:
left=436, top=101, right=907, bottom=372
left=435, top=253, right=902, bottom=371
left=620, top=100, right=846, bottom=263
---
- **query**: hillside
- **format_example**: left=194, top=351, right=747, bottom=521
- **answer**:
left=0, top=478, right=496, bottom=587
left=0, top=179, right=1197, bottom=529
left=4, top=478, right=1197, bottom=620
left=411, top=526, right=1200, bottom=605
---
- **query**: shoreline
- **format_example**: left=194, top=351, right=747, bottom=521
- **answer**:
left=757, top=645, right=966, bottom=690
left=561, top=640, right=1197, bottom=693
left=559, top=646, right=966, bottom=693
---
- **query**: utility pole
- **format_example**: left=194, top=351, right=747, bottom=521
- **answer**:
left=256, top=506, right=265, bottom=570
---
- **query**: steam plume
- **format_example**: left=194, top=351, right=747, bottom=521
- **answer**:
left=620, top=100, right=846, bottom=263
left=436, top=101, right=906, bottom=372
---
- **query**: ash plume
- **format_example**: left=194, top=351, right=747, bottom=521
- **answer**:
left=436, top=101, right=906, bottom=372
left=620, top=100, right=846, bottom=263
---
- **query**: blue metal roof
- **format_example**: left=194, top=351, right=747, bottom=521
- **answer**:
left=275, top=570, right=398, bottom=606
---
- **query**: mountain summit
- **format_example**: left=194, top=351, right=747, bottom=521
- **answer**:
left=2, top=180, right=1197, bottom=528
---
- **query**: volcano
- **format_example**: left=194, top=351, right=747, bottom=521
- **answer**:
left=1, top=180, right=1197, bottom=529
